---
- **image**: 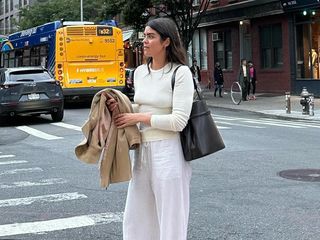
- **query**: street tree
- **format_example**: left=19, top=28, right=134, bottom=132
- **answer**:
left=17, top=0, right=105, bottom=30
left=104, top=0, right=210, bottom=50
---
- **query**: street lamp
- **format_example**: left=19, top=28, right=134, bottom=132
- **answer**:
left=80, top=0, right=83, bottom=21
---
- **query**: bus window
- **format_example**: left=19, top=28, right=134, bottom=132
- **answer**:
left=15, top=49, right=23, bottom=67
left=23, top=49, right=30, bottom=66
left=40, top=45, right=48, bottom=68
left=31, top=46, right=40, bottom=66
left=3, top=53, right=8, bottom=68
left=9, top=51, right=15, bottom=67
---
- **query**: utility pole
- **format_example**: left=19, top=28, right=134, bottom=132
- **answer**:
left=80, top=0, right=83, bottom=21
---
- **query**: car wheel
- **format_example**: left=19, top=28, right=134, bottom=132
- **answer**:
left=51, top=108, right=64, bottom=122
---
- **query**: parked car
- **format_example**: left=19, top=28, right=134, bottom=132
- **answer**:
left=0, top=67, right=64, bottom=122
left=123, top=68, right=135, bottom=101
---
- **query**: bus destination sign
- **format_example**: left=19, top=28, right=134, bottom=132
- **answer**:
left=97, top=26, right=113, bottom=36
left=281, top=0, right=320, bottom=10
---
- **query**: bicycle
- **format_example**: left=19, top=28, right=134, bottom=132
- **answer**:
left=230, top=81, right=242, bottom=105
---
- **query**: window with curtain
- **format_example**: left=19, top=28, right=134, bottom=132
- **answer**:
left=190, top=29, right=208, bottom=70
left=214, top=31, right=232, bottom=70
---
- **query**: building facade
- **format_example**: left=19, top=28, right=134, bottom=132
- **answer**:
left=0, top=0, right=33, bottom=35
left=189, top=0, right=320, bottom=96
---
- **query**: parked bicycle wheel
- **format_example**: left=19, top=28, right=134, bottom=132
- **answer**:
left=231, top=81, right=242, bottom=105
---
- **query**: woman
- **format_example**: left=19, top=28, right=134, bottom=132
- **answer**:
left=190, top=59, right=202, bottom=92
left=107, top=18, right=194, bottom=240
left=214, top=61, right=224, bottom=97
left=247, top=61, right=257, bottom=100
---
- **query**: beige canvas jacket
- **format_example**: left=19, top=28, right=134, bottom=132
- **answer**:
left=75, top=89, right=141, bottom=188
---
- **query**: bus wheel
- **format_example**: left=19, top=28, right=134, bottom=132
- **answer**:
left=51, top=108, right=64, bottom=122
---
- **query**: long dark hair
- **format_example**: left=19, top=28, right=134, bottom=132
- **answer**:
left=145, top=18, right=187, bottom=70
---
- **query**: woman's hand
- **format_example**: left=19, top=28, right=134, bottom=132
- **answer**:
left=114, top=113, right=151, bottom=128
left=106, top=98, right=118, bottom=112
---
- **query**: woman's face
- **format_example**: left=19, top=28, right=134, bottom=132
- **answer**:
left=143, top=26, right=169, bottom=58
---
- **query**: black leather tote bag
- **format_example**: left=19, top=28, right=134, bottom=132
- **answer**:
left=172, top=66, right=225, bottom=161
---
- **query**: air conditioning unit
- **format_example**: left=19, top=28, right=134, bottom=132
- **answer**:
left=212, top=32, right=221, bottom=41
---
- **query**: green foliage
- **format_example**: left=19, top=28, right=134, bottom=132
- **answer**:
left=123, top=0, right=151, bottom=30
left=17, top=0, right=106, bottom=30
left=104, top=0, right=209, bottom=49
left=103, top=0, right=126, bottom=19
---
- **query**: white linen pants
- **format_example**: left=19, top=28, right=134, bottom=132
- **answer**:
left=123, top=136, right=192, bottom=240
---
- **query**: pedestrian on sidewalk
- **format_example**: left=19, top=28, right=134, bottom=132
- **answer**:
left=107, top=18, right=194, bottom=240
left=190, top=59, right=202, bottom=93
left=214, top=61, right=224, bottom=97
left=238, top=58, right=249, bottom=101
left=248, top=61, right=257, bottom=100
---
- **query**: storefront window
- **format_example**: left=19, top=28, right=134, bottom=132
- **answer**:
left=295, top=13, right=320, bottom=79
left=260, top=24, right=283, bottom=69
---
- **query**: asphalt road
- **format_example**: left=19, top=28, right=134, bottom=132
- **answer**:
left=0, top=106, right=320, bottom=240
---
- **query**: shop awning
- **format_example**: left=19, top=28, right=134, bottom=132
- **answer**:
left=123, top=30, right=134, bottom=42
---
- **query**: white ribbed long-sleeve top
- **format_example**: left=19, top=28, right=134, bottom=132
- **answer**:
left=133, top=63, right=194, bottom=142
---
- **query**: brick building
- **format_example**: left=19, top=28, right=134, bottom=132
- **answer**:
left=189, top=0, right=320, bottom=96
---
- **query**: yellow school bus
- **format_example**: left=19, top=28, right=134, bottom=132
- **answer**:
left=2, top=21, right=125, bottom=100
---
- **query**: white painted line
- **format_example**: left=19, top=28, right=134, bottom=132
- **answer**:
left=0, top=178, right=67, bottom=189
left=216, top=121, right=266, bottom=129
left=0, top=160, right=28, bottom=165
left=212, top=115, right=246, bottom=121
left=244, top=120, right=304, bottom=128
left=0, top=212, right=123, bottom=237
left=0, top=167, right=43, bottom=176
left=260, top=118, right=320, bottom=129
left=16, top=126, right=63, bottom=140
left=0, top=192, right=87, bottom=208
left=0, top=155, right=15, bottom=159
left=217, top=126, right=231, bottom=129
left=51, top=122, right=82, bottom=131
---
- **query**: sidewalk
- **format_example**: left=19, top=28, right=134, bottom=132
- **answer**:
left=203, top=90, right=320, bottom=121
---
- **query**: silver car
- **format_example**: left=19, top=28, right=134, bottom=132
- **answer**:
left=0, top=67, right=64, bottom=123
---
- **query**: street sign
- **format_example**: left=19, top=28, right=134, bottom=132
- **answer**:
left=281, top=0, right=320, bottom=10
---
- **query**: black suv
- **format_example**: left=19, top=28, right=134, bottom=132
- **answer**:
left=0, top=67, right=64, bottom=122
left=123, top=68, right=135, bottom=101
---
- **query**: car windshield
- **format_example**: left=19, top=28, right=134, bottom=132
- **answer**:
left=9, top=70, right=52, bottom=82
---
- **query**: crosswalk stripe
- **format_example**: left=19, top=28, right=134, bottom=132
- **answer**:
left=243, top=120, right=304, bottom=128
left=0, top=167, right=43, bottom=176
left=217, top=121, right=266, bottom=129
left=0, top=178, right=67, bottom=189
left=0, top=212, right=123, bottom=237
left=0, top=160, right=28, bottom=165
left=217, top=126, right=231, bottom=129
left=213, top=115, right=245, bottom=121
left=0, top=155, right=15, bottom=159
left=15, top=126, right=63, bottom=140
left=0, top=192, right=87, bottom=208
left=213, top=114, right=320, bottom=129
left=260, top=118, right=320, bottom=128
left=51, top=122, right=82, bottom=131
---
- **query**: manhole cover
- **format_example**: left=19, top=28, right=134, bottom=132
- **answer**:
left=278, top=169, right=320, bottom=182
